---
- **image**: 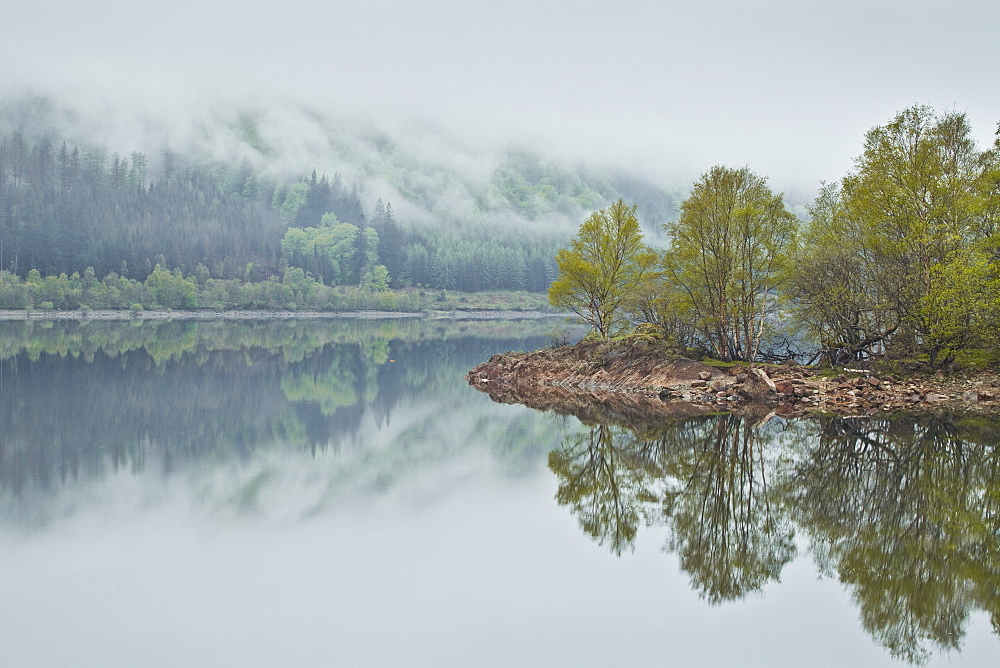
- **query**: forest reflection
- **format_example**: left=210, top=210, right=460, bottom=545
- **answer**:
left=0, top=318, right=559, bottom=497
left=6, top=318, right=1000, bottom=663
left=548, top=413, right=1000, bottom=663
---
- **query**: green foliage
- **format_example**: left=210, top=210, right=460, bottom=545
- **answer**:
left=786, top=182, right=897, bottom=363
left=280, top=216, right=385, bottom=288
left=791, top=106, right=1000, bottom=366
left=274, top=181, right=309, bottom=224
left=548, top=199, right=658, bottom=338
left=362, top=264, right=391, bottom=292
left=490, top=151, right=615, bottom=219
left=144, top=267, right=198, bottom=309
left=664, top=166, right=797, bottom=361
left=921, top=248, right=998, bottom=358
left=0, top=271, right=30, bottom=308
left=625, top=277, right=696, bottom=353
left=0, top=262, right=555, bottom=314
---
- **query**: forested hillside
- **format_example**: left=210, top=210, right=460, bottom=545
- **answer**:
left=0, top=95, right=682, bottom=301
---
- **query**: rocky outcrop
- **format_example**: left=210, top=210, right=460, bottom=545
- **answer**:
left=467, top=338, right=1000, bottom=422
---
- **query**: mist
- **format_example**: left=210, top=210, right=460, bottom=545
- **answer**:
left=3, top=0, right=999, bottom=214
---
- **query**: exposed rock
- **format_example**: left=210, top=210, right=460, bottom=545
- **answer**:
left=751, top=367, right=777, bottom=392
left=468, top=337, right=1000, bottom=420
left=773, top=380, right=795, bottom=395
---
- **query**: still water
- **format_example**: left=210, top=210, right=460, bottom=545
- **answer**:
left=0, top=318, right=997, bottom=667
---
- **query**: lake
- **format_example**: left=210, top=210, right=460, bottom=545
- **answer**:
left=0, top=318, right=997, bottom=667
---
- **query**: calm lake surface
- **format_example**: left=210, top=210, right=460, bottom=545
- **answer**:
left=1, top=318, right=998, bottom=667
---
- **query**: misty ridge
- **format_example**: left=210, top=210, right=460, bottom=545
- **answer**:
left=0, top=93, right=684, bottom=296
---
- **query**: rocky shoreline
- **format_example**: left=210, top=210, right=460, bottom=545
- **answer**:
left=467, top=337, right=1000, bottom=422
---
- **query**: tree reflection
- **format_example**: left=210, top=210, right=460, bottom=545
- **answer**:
left=548, top=411, right=1000, bottom=663
left=659, top=415, right=795, bottom=604
left=548, top=423, right=664, bottom=555
left=548, top=415, right=795, bottom=602
left=789, top=415, right=1000, bottom=664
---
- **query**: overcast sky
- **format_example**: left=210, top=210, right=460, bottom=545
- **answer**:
left=3, top=0, right=999, bottom=196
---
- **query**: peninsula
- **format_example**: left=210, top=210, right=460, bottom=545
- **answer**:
left=467, top=337, right=1000, bottom=424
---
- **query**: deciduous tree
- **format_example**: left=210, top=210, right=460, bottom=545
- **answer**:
left=664, top=166, right=796, bottom=362
left=795, top=106, right=1000, bottom=366
left=548, top=199, right=658, bottom=338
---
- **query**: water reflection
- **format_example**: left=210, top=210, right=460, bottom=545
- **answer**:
left=0, top=318, right=564, bottom=510
left=792, top=416, right=1000, bottom=664
left=4, top=319, right=999, bottom=664
left=548, top=413, right=1000, bottom=663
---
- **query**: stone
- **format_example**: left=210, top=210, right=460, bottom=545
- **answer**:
left=868, top=376, right=882, bottom=387
left=698, top=371, right=713, bottom=380
left=774, top=380, right=794, bottom=395
left=691, top=379, right=708, bottom=388
left=751, top=367, right=777, bottom=392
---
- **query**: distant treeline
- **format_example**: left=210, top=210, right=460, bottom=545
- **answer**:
left=0, top=130, right=565, bottom=295
left=0, top=263, right=550, bottom=312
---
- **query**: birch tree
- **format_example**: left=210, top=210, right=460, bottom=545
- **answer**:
left=665, top=166, right=796, bottom=362
left=548, top=199, right=658, bottom=338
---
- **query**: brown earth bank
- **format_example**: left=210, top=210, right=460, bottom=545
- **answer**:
left=467, top=337, right=1000, bottom=425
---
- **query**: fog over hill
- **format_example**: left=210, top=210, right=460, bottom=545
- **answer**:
left=6, top=1, right=998, bottom=200
left=2, top=0, right=998, bottom=279
left=0, top=92, right=686, bottom=239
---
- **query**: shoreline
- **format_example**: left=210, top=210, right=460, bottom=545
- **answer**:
left=0, top=308, right=566, bottom=322
left=468, top=338, right=1000, bottom=421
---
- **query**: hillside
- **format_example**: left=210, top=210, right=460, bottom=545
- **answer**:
left=0, top=94, right=684, bottom=292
